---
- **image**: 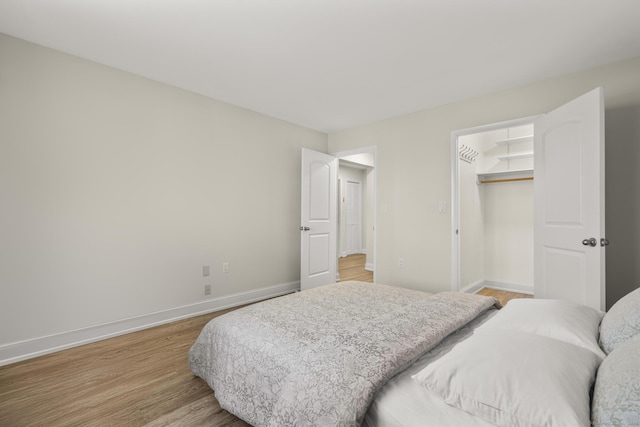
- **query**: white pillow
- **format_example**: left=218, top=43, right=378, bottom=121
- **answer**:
left=478, top=298, right=605, bottom=360
left=412, top=328, right=601, bottom=427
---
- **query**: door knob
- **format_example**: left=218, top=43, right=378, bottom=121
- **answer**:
left=299, top=226, right=310, bottom=231
left=582, top=238, right=597, bottom=247
left=600, top=238, right=610, bottom=247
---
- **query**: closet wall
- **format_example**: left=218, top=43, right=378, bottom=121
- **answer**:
left=459, top=124, right=534, bottom=293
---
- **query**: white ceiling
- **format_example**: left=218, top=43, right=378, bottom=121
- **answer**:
left=1, top=1, right=640, bottom=133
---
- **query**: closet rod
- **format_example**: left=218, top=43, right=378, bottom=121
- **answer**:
left=479, top=177, right=534, bottom=184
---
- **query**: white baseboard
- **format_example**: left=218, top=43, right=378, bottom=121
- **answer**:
left=483, top=280, right=534, bottom=295
left=364, top=263, right=374, bottom=272
left=461, top=279, right=533, bottom=295
left=0, top=281, right=299, bottom=367
left=460, top=279, right=486, bottom=294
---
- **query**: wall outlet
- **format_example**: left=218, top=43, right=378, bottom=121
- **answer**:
left=398, top=258, right=405, bottom=268
left=223, top=262, right=229, bottom=273
left=204, top=284, right=212, bottom=296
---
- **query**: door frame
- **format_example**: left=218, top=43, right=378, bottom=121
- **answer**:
left=331, top=146, right=377, bottom=283
left=450, top=115, right=540, bottom=291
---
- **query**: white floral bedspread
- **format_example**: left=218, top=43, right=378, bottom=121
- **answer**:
left=188, top=281, right=498, bottom=426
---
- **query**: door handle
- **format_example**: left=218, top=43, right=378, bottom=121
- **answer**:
left=582, top=238, right=597, bottom=247
left=299, top=226, right=310, bottom=231
left=600, top=238, right=610, bottom=247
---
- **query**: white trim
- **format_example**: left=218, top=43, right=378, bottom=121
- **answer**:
left=460, top=279, right=486, bottom=294
left=0, top=281, right=299, bottom=367
left=483, top=280, right=534, bottom=295
left=461, top=279, right=534, bottom=296
left=364, top=263, right=374, bottom=272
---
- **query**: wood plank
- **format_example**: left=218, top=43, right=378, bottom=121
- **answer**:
left=476, top=287, right=532, bottom=307
left=338, top=253, right=373, bottom=282
left=0, top=307, right=249, bottom=427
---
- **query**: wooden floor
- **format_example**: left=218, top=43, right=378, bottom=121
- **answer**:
left=0, top=307, right=249, bottom=427
left=476, top=287, right=532, bottom=307
left=338, top=253, right=373, bottom=282
left=0, top=284, right=530, bottom=426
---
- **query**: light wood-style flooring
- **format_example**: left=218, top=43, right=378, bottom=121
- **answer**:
left=0, top=285, right=529, bottom=426
left=0, top=307, right=249, bottom=427
left=338, top=253, right=373, bottom=282
left=476, top=287, right=533, bottom=307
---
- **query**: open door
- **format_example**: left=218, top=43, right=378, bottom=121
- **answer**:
left=534, top=88, right=606, bottom=310
left=300, top=148, right=338, bottom=291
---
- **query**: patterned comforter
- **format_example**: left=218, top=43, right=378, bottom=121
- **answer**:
left=188, top=281, right=498, bottom=426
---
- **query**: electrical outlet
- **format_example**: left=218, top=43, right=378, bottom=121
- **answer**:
left=204, top=284, right=211, bottom=296
left=223, top=262, right=229, bottom=273
left=398, top=258, right=405, bottom=268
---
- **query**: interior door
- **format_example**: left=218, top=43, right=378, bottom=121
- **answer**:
left=346, top=180, right=362, bottom=255
left=534, top=88, right=605, bottom=310
left=301, top=148, right=337, bottom=291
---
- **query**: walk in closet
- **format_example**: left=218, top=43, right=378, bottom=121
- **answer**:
left=458, top=123, right=534, bottom=294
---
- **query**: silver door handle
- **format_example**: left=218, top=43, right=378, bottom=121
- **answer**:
left=582, top=238, right=597, bottom=247
left=299, top=226, right=310, bottom=231
left=600, top=238, right=610, bottom=247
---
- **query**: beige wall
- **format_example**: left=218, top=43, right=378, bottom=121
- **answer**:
left=483, top=181, right=534, bottom=287
left=0, top=34, right=327, bottom=355
left=459, top=151, right=485, bottom=289
left=3, top=32, right=639, bottom=363
left=328, top=56, right=640, bottom=308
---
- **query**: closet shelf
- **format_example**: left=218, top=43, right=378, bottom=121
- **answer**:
left=477, top=168, right=533, bottom=184
left=496, top=151, right=534, bottom=161
left=493, top=135, right=533, bottom=146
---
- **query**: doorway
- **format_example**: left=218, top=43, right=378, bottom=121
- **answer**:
left=300, top=146, right=376, bottom=290
left=451, top=88, right=606, bottom=311
left=333, top=147, right=376, bottom=283
left=451, top=116, right=537, bottom=294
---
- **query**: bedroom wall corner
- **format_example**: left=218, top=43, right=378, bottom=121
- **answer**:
left=0, top=33, right=328, bottom=361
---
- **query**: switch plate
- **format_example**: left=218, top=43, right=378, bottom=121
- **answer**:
left=203, top=265, right=210, bottom=277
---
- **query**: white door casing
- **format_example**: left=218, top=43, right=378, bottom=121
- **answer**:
left=534, top=88, right=605, bottom=310
left=301, top=148, right=338, bottom=291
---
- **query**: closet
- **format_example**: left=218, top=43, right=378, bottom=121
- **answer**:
left=458, top=123, right=534, bottom=294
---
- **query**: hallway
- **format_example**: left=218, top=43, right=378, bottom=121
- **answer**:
left=338, top=254, right=373, bottom=282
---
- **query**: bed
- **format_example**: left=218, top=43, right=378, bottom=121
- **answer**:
left=189, top=281, right=640, bottom=427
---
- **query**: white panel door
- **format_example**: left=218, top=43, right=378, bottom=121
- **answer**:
left=301, top=148, right=337, bottom=291
left=534, top=88, right=605, bottom=310
left=346, top=180, right=362, bottom=255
